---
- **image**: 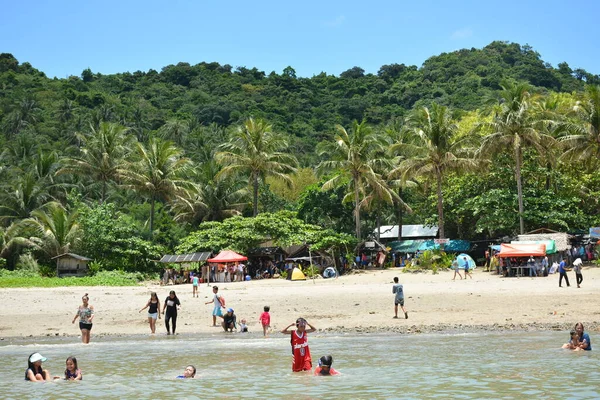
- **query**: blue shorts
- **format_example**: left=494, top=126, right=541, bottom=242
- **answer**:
left=212, top=306, right=223, bottom=317
left=148, top=312, right=158, bottom=320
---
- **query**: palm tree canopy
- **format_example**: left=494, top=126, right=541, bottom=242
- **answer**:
left=21, top=201, right=80, bottom=259
left=318, top=121, right=392, bottom=197
left=122, top=139, right=194, bottom=203
left=559, top=84, right=600, bottom=166
left=57, top=122, right=133, bottom=201
left=215, top=118, right=298, bottom=183
left=391, top=103, right=477, bottom=180
left=477, top=81, right=556, bottom=157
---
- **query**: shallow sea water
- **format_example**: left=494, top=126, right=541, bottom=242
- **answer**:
left=0, top=331, right=597, bottom=399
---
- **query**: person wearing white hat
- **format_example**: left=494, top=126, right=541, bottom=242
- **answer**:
left=25, top=353, right=51, bottom=381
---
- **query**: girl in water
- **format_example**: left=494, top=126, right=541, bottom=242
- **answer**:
left=162, top=290, right=181, bottom=335
left=72, top=293, right=94, bottom=344
left=139, top=292, right=161, bottom=334
left=64, top=356, right=82, bottom=380
left=176, top=365, right=196, bottom=379
left=25, top=353, right=58, bottom=382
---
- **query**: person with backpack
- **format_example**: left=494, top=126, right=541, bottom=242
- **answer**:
left=205, top=286, right=225, bottom=326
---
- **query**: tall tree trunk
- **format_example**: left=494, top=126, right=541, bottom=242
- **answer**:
left=376, top=204, right=381, bottom=242
left=436, top=169, right=445, bottom=239
left=252, top=174, right=259, bottom=217
left=101, top=181, right=106, bottom=204
left=515, top=147, right=525, bottom=234
left=397, top=187, right=403, bottom=241
left=149, top=196, right=155, bottom=236
left=545, top=162, right=552, bottom=191
left=354, top=179, right=361, bottom=241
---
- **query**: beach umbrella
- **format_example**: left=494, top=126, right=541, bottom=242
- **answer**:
left=456, top=253, right=476, bottom=269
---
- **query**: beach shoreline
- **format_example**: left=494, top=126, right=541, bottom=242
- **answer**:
left=1, top=266, right=598, bottom=341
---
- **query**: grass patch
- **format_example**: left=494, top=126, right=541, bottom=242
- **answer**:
left=0, top=270, right=147, bottom=288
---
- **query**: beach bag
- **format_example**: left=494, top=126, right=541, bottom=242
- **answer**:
left=218, top=295, right=226, bottom=307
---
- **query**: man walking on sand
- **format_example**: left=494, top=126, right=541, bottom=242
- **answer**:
left=559, top=257, right=570, bottom=288
left=392, top=277, right=408, bottom=319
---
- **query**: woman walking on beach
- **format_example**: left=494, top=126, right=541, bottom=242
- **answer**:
left=162, top=290, right=181, bottom=335
left=139, top=292, right=161, bottom=334
left=72, top=293, right=94, bottom=344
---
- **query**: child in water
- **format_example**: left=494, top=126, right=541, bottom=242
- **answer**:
left=281, top=317, right=316, bottom=372
left=314, top=355, right=340, bottom=376
left=177, top=365, right=196, bottom=379
left=64, top=356, right=82, bottom=380
left=259, top=305, right=271, bottom=337
left=562, top=330, right=583, bottom=351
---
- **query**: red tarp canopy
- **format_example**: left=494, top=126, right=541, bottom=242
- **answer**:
left=207, top=250, right=247, bottom=263
left=497, top=243, right=546, bottom=257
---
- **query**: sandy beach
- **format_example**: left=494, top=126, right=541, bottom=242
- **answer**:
left=1, top=267, right=599, bottom=340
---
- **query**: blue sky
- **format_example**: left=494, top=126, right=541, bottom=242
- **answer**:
left=1, top=0, right=598, bottom=78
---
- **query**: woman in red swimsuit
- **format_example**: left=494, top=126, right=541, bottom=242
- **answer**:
left=281, top=318, right=316, bottom=372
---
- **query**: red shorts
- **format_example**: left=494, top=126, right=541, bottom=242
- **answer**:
left=292, top=357, right=312, bottom=372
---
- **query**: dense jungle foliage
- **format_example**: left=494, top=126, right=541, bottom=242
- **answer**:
left=1, top=41, right=599, bottom=274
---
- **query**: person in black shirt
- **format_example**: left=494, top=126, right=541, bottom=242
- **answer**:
left=162, top=290, right=181, bottom=335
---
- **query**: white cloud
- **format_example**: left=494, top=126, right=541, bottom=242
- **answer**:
left=451, top=27, right=473, bottom=40
left=323, top=15, right=345, bottom=28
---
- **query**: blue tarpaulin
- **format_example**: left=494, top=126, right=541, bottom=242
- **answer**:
left=418, top=240, right=472, bottom=253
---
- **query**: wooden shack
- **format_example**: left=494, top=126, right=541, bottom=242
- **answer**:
left=51, top=253, right=92, bottom=277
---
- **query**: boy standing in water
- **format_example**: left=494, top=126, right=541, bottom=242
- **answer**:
left=392, top=277, right=408, bottom=319
left=281, top=318, right=316, bottom=372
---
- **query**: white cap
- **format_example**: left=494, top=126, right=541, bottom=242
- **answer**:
left=29, top=353, right=47, bottom=363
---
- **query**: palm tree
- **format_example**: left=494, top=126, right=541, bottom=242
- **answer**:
left=0, top=222, right=37, bottom=259
left=560, top=85, right=600, bottom=168
left=391, top=103, right=477, bottom=239
left=385, top=121, right=417, bottom=240
left=20, top=202, right=80, bottom=259
left=0, top=172, right=52, bottom=225
left=159, top=119, right=190, bottom=146
left=122, top=139, right=194, bottom=234
left=215, top=118, right=298, bottom=217
left=317, top=120, right=393, bottom=240
left=478, top=81, right=556, bottom=234
left=57, top=122, right=132, bottom=203
left=172, top=160, right=248, bottom=225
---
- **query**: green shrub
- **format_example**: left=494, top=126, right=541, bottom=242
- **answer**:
left=16, top=254, right=40, bottom=273
left=0, top=269, right=147, bottom=287
left=403, top=250, right=454, bottom=274
left=303, top=264, right=320, bottom=278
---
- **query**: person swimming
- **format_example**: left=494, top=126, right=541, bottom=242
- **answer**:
left=314, top=355, right=340, bottom=376
left=176, top=365, right=196, bottom=379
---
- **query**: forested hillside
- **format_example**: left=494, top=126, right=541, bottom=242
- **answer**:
left=1, top=41, right=599, bottom=273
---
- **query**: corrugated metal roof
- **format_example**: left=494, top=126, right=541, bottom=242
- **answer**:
left=158, top=252, right=212, bottom=263
left=375, top=225, right=439, bottom=239
left=51, top=253, right=92, bottom=261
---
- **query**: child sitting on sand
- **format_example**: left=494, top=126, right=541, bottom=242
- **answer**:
left=239, top=318, right=248, bottom=332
